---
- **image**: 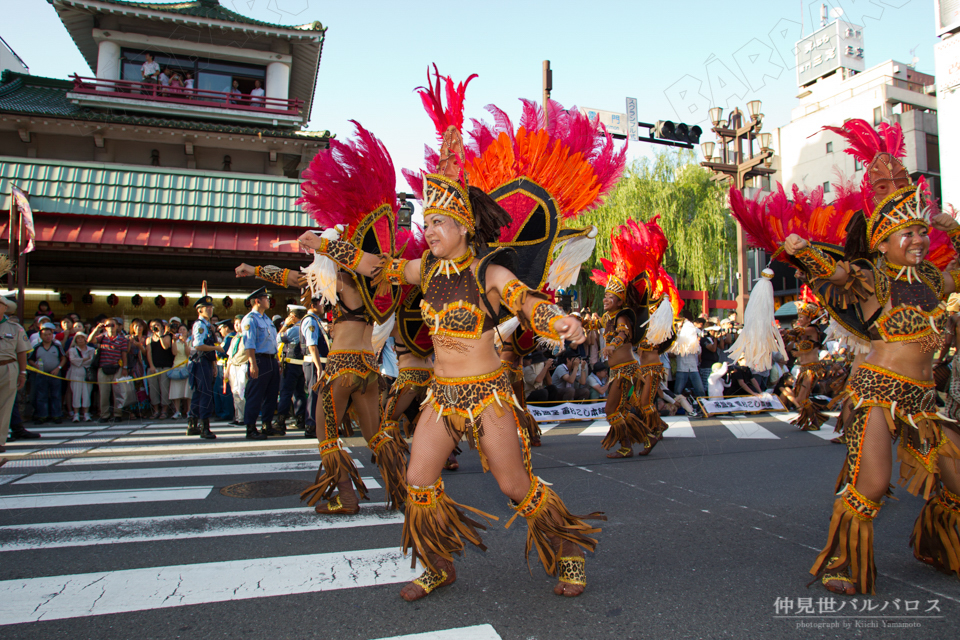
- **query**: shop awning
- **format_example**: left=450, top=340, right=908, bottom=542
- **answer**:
left=0, top=212, right=307, bottom=256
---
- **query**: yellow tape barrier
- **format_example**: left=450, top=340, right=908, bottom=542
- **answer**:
left=26, top=360, right=188, bottom=385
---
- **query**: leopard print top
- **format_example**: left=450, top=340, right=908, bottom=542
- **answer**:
left=419, top=255, right=498, bottom=341
left=868, top=266, right=947, bottom=346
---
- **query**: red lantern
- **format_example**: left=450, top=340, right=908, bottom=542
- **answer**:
left=59, top=292, right=72, bottom=305
left=244, top=299, right=252, bottom=309
left=223, top=296, right=233, bottom=309
left=178, top=294, right=190, bottom=308
left=107, top=294, right=119, bottom=307
left=131, top=294, right=143, bottom=308
left=155, top=295, right=166, bottom=308
left=82, top=293, right=93, bottom=305
left=269, top=296, right=276, bottom=309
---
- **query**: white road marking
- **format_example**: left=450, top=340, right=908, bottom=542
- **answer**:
left=371, top=625, right=502, bottom=640
left=768, top=412, right=840, bottom=439
left=719, top=419, right=780, bottom=439
left=661, top=416, right=696, bottom=438
left=538, top=422, right=559, bottom=433
left=84, top=440, right=320, bottom=455
left=0, top=486, right=214, bottom=510
left=0, top=547, right=419, bottom=625
left=60, top=447, right=318, bottom=466
left=14, top=460, right=340, bottom=484
left=26, top=431, right=96, bottom=437
left=577, top=420, right=610, bottom=436
left=0, top=505, right=404, bottom=551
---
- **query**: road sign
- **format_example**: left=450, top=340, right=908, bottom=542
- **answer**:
left=579, top=107, right=628, bottom=137
left=626, top=97, right=638, bottom=141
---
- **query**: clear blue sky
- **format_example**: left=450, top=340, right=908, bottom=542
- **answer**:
left=4, top=0, right=941, bottom=183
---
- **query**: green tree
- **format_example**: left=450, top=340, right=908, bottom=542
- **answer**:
left=576, top=148, right=736, bottom=314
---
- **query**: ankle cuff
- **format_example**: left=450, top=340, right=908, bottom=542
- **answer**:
left=842, top=485, right=882, bottom=521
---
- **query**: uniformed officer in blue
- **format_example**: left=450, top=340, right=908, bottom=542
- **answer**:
left=187, top=295, right=222, bottom=440
left=276, top=305, right=307, bottom=434
left=241, top=286, right=280, bottom=439
left=300, top=295, right=329, bottom=439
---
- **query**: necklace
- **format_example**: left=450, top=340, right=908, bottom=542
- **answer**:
left=879, top=255, right=920, bottom=284
left=437, top=249, right=474, bottom=278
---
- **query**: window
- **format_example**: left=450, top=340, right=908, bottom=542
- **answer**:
left=926, top=134, right=940, bottom=173
left=822, top=181, right=831, bottom=193
left=119, top=48, right=265, bottom=101
left=826, top=141, right=833, bottom=153
left=854, top=158, right=863, bottom=171
left=873, top=106, right=883, bottom=126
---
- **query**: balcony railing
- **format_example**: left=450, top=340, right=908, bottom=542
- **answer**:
left=70, top=75, right=303, bottom=116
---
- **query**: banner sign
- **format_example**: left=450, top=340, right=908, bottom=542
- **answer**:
left=698, top=395, right=785, bottom=416
left=10, top=185, right=36, bottom=254
left=527, top=401, right=606, bottom=422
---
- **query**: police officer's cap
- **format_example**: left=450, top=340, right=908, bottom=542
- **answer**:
left=287, top=304, right=307, bottom=313
left=216, top=319, right=232, bottom=328
left=194, top=295, right=214, bottom=308
left=246, top=286, right=269, bottom=302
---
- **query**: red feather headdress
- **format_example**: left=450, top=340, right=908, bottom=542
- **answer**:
left=297, top=120, right=398, bottom=252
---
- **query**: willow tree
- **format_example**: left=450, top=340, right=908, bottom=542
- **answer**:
left=575, top=148, right=736, bottom=315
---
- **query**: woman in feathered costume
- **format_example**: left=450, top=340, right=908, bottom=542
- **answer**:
left=235, top=122, right=410, bottom=514
left=299, top=68, right=607, bottom=600
left=740, top=118, right=960, bottom=595
left=591, top=217, right=681, bottom=458
left=780, top=285, right=830, bottom=431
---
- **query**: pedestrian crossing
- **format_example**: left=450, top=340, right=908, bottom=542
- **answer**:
left=0, top=410, right=840, bottom=631
left=574, top=411, right=842, bottom=441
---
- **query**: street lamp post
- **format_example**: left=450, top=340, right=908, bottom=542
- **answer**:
left=699, top=103, right=776, bottom=321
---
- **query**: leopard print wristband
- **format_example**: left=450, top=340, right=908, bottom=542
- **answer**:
left=793, top=244, right=836, bottom=280
left=531, top=300, right=564, bottom=341
left=318, top=237, right=363, bottom=271
left=380, top=256, right=410, bottom=285
left=949, top=227, right=960, bottom=256
left=501, top=279, right=527, bottom=315
left=255, top=265, right=290, bottom=288
left=605, top=328, right=627, bottom=351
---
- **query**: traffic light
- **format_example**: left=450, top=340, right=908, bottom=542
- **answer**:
left=652, top=121, right=702, bottom=144
left=397, top=199, right=414, bottom=230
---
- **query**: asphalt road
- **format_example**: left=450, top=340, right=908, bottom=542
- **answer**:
left=1, top=413, right=958, bottom=639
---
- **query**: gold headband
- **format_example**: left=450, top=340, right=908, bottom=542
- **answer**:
left=868, top=185, right=929, bottom=250
left=423, top=172, right=473, bottom=233
left=605, top=273, right=626, bottom=299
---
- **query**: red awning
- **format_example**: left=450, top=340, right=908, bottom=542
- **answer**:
left=0, top=212, right=308, bottom=256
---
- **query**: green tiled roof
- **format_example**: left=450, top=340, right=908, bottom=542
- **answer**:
left=0, top=156, right=313, bottom=227
left=53, top=0, right=326, bottom=33
left=0, top=71, right=330, bottom=140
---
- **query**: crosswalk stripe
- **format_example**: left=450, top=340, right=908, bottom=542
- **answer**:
left=89, top=440, right=319, bottom=455
left=768, top=412, right=841, bottom=439
left=0, top=547, right=419, bottom=625
left=13, top=459, right=365, bottom=484
left=661, top=416, right=696, bottom=438
left=372, top=625, right=502, bottom=640
left=59, top=447, right=318, bottom=466
left=0, top=486, right=214, bottom=510
left=576, top=420, right=610, bottom=436
left=0, top=505, right=404, bottom=552
left=538, top=422, right=559, bottom=433
left=719, top=419, right=779, bottom=439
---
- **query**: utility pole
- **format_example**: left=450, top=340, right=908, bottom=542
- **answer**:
left=542, top=60, right=552, bottom=127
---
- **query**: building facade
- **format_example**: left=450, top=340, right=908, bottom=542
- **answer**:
left=0, top=0, right=329, bottom=321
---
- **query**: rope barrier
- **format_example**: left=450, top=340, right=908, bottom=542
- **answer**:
left=26, top=360, right=188, bottom=385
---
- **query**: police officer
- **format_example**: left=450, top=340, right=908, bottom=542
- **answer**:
left=0, top=296, right=31, bottom=454
left=300, top=295, right=329, bottom=439
left=241, top=287, right=280, bottom=439
left=276, top=305, right=307, bottom=434
left=214, top=319, right=235, bottom=421
left=187, top=295, right=221, bottom=439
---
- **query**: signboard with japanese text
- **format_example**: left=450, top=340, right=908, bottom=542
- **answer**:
left=527, top=401, right=606, bottom=423
left=796, top=20, right=865, bottom=87
left=698, top=395, right=786, bottom=417
left=625, top=97, right=638, bottom=141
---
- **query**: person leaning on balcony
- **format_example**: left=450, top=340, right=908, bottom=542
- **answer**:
left=184, top=72, right=195, bottom=97
left=141, top=54, right=159, bottom=94
left=228, top=79, right=242, bottom=105
left=250, top=79, right=265, bottom=107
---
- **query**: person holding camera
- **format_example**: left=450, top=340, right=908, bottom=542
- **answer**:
left=88, top=319, right=129, bottom=422
left=552, top=351, right=588, bottom=401
left=523, top=351, right=556, bottom=403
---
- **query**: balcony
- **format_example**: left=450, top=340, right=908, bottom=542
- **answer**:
left=66, top=75, right=305, bottom=128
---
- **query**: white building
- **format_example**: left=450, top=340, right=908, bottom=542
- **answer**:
left=775, top=59, right=938, bottom=200
left=0, top=35, right=29, bottom=75
left=934, top=0, right=960, bottom=208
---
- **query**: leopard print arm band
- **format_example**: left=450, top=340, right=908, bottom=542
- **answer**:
left=255, top=265, right=290, bottom=288
left=380, top=256, right=410, bottom=285
left=605, top=328, right=627, bottom=351
left=531, top=300, right=564, bottom=342
left=793, top=244, right=836, bottom=281
left=317, top=238, right=363, bottom=271
left=948, top=227, right=960, bottom=256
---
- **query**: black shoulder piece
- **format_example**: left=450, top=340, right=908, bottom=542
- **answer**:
left=475, top=246, right=519, bottom=322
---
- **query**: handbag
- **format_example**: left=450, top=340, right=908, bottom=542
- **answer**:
left=166, top=365, right=189, bottom=380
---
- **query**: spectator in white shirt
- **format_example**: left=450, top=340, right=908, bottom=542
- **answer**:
left=587, top=362, right=609, bottom=399
left=552, top=350, right=588, bottom=401
left=141, top=54, right=159, bottom=94
left=250, top=79, right=265, bottom=106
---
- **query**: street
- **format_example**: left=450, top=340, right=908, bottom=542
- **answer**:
left=1, top=412, right=958, bottom=639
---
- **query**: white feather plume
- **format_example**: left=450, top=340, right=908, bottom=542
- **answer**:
left=495, top=316, right=521, bottom=351
left=825, top=319, right=871, bottom=355
left=546, top=226, right=598, bottom=290
left=642, top=297, right=675, bottom=345
left=726, top=269, right=786, bottom=370
left=669, top=319, right=701, bottom=355
left=301, top=225, right=343, bottom=307
left=371, top=313, right=395, bottom=353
